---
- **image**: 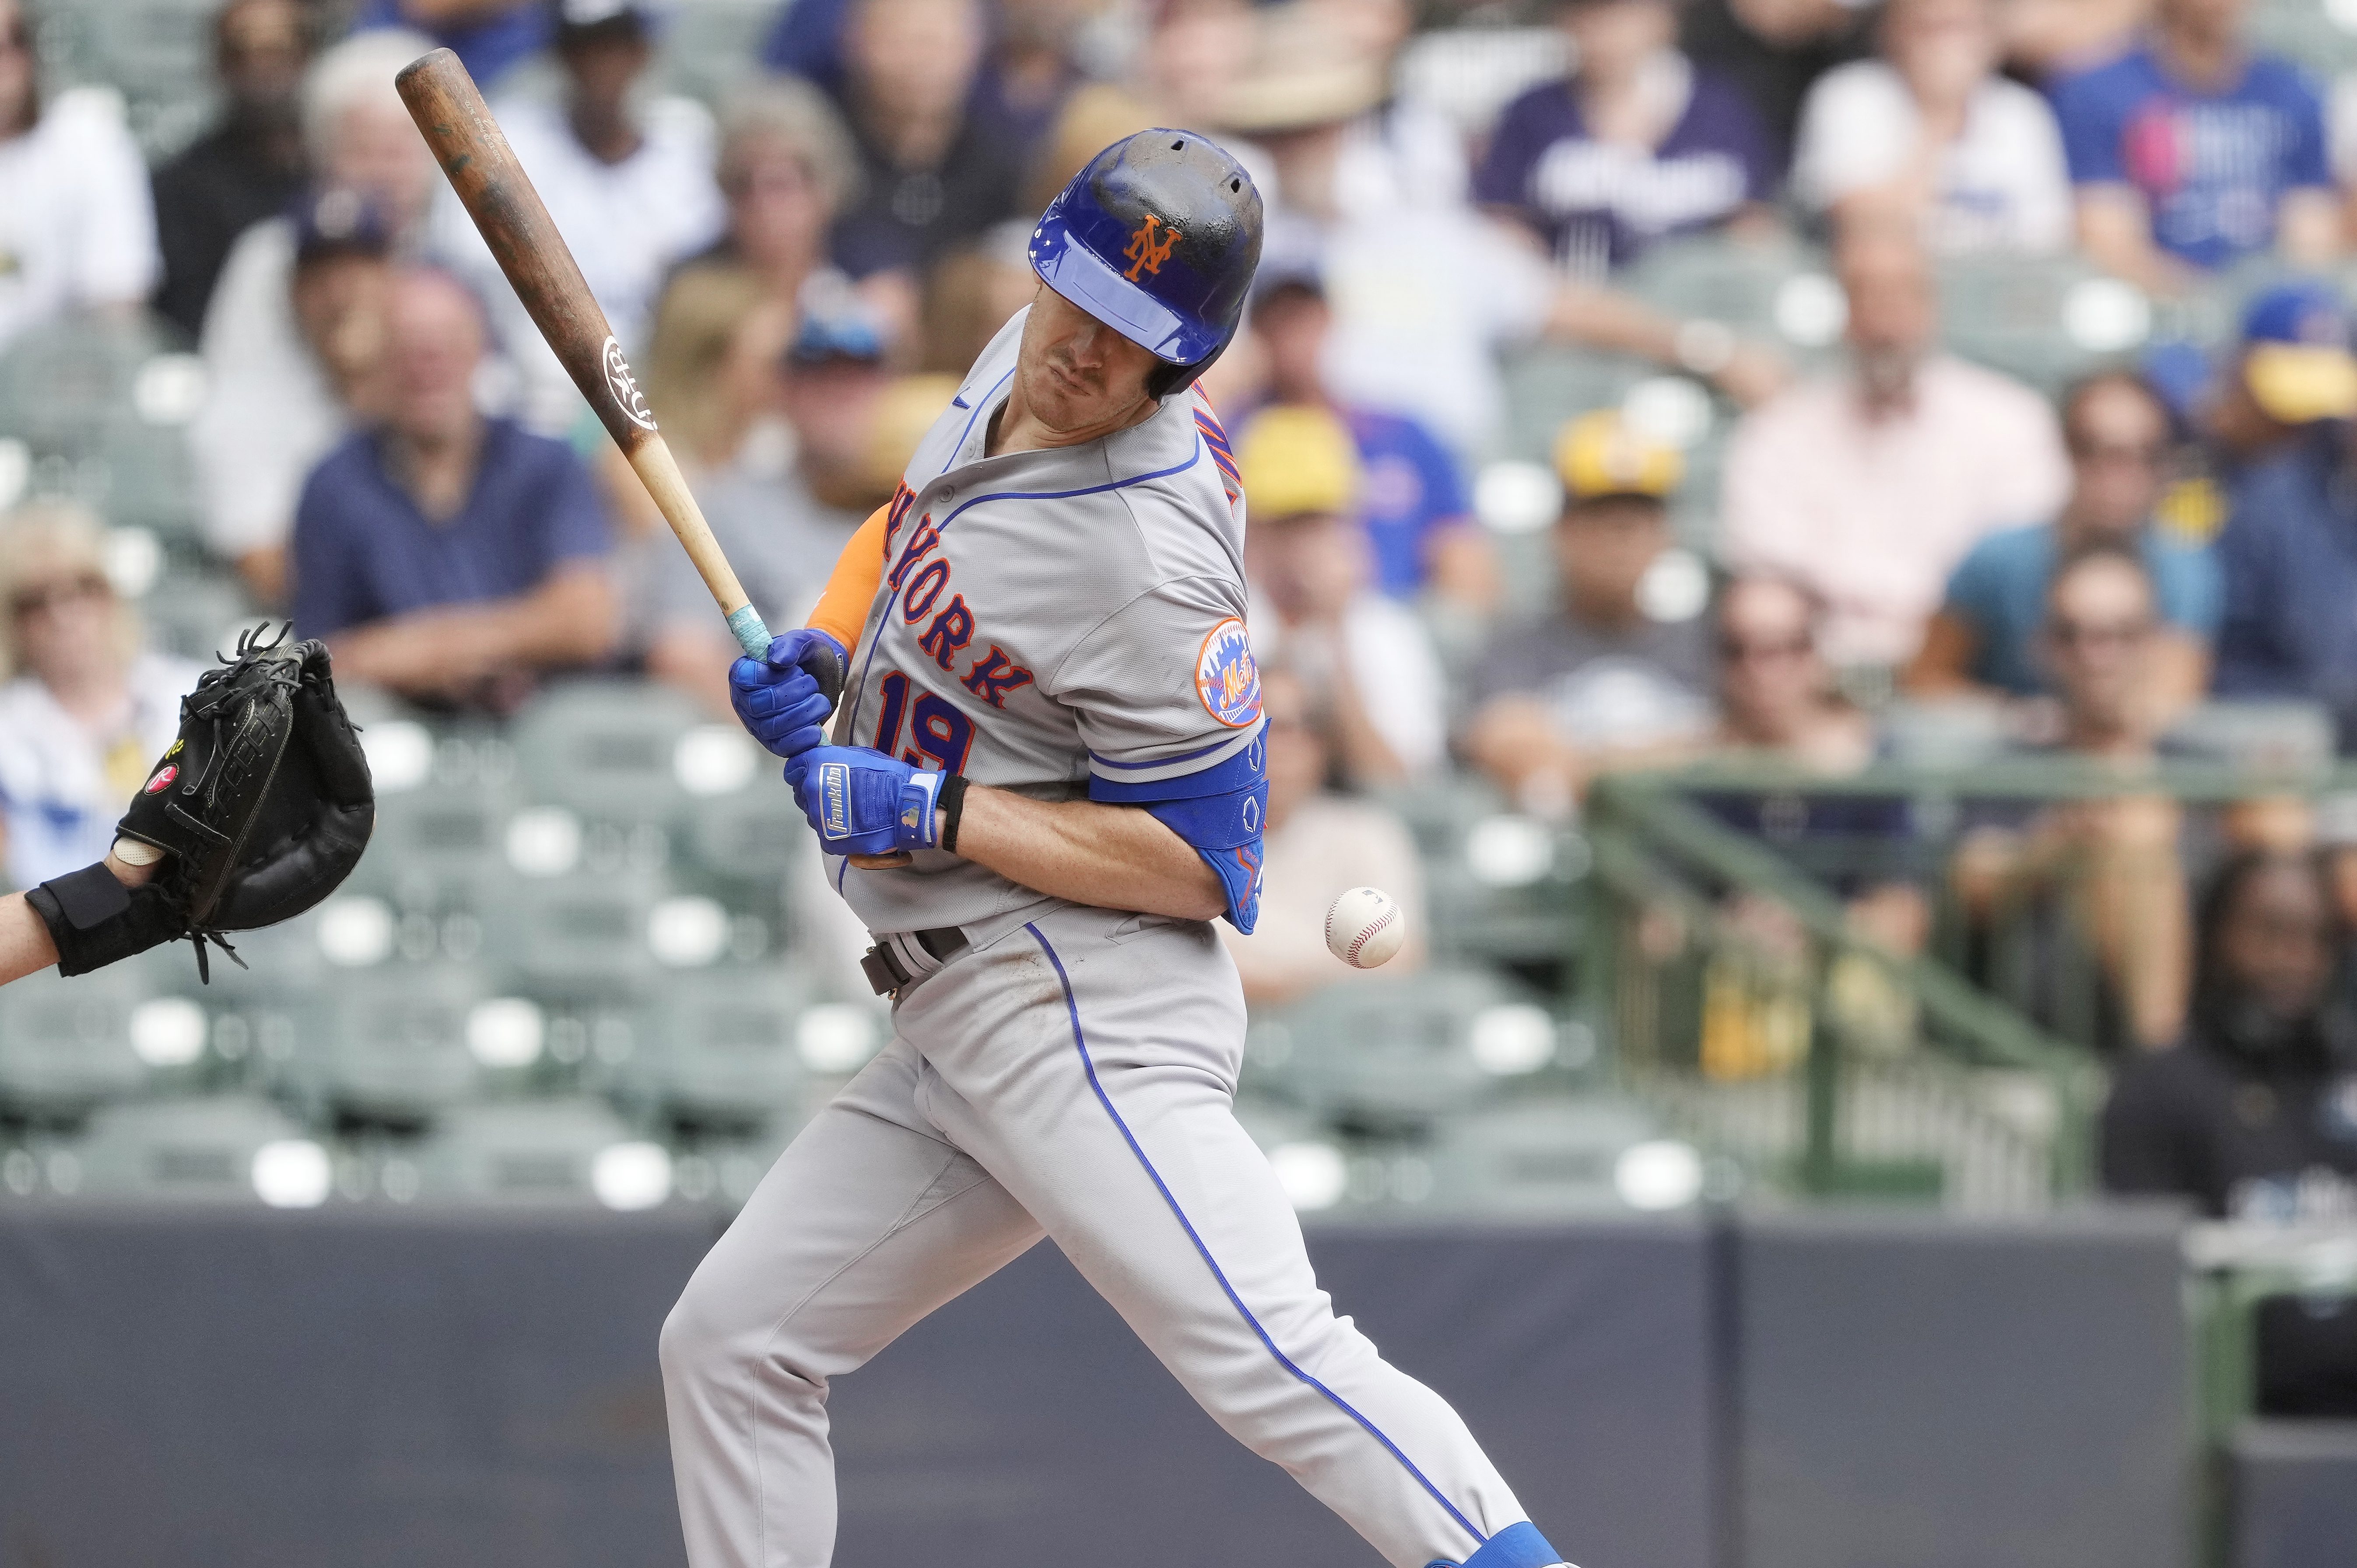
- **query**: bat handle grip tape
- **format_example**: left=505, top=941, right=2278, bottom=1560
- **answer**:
left=726, top=605, right=772, bottom=659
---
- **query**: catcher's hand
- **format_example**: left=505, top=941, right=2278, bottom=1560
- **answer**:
left=27, top=628, right=375, bottom=979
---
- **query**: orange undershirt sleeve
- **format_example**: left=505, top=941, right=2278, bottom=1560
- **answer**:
left=807, top=503, right=889, bottom=656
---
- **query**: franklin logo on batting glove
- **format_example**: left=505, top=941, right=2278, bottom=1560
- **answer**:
left=820, top=762, right=852, bottom=838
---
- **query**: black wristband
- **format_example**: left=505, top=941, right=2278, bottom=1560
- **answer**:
left=25, top=862, right=183, bottom=977
left=938, top=773, right=971, bottom=854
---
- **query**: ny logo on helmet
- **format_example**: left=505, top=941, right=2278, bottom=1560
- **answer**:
left=1123, top=213, right=1179, bottom=281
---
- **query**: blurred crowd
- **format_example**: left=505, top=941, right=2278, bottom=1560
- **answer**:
left=7, top=0, right=2357, bottom=1228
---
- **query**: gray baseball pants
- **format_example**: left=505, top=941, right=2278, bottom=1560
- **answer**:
left=659, top=902, right=1535, bottom=1568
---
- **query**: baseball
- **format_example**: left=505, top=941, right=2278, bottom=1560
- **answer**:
left=1326, top=886, right=1406, bottom=969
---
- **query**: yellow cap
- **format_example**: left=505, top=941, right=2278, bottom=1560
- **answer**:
left=1553, top=410, right=1682, bottom=502
left=863, top=374, right=962, bottom=495
left=1236, top=405, right=1361, bottom=519
left=2244, top=343, right=2357, bottom=424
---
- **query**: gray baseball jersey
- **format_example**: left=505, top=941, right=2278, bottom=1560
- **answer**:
left=659, top=309, right=1557, bottom=1568
left=825, top=307, right=1264, bottom=938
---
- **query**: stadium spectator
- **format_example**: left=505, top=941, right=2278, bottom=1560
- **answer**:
left=1474, top=0, right=1778, bottom=276
left=2049, top=0, right=2338, bottom=293
left=2104, top=850, right=2357, bottom=1220
left=824, top=0, right=1024, bottom=285
left=685, top=82, right=861, bottom=314
left=438, top=0, right=725, bottom=432
left=0, top=0, right=161, bottom=352
left=1720, top=224, right=2069, bottom=669
left=351, top=0, right=550, bottom=88
left=1237, top=266, right=1490, bottom=611
left=289, top=268, right=617, bottom=711
left=1679, top=0, right=1870, bottom=172
left=1952, top=546, right=2193, bottom=1051
left=1238, top=406, right=1446, bottom=786
left=1712, top=574, right=1874, bottom=770
left=1236, top=5, right=1784, bottom=456
left=2195, top=280, right=2357, bottom=482
left=1907, top=370, right=2217, bottom=708
left=193, top=28, right=438, bottom=603
left=150, top=0, right=312, bottom=340
left=635, top=272, right=879, bottom=711
left=1219, top=666, right=1428, bottom=1007
left=0, top=504, right=200, bottom=891
left=2213, top=324, right=2357, bottom=747
left=1465, top=412, right=1713, bottom=814
left=1789, top=0, right=2071, bottom=253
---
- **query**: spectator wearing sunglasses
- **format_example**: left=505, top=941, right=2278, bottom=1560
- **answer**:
left=1951, top=545, right=2195, bottom=1053
left=1906, top=369, right=2217, bottom=714
left=0, top=504, right=201, bottom=891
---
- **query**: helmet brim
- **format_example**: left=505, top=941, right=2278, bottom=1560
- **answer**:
left=1028, top=212, right=1223, bottom=366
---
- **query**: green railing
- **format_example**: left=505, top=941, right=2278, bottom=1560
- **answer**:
left=1582, top=755, right=2357, bottom=1205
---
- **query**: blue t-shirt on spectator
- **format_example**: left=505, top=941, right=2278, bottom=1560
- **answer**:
left=2049, top=45, right=2330, bottom=271
left=1473, top=65, right=1777, bottom=273
left=1343, top=408, right=1469, bottom=598
left=2212, top=440, right=2357, bottom=747
left=1943, top=521, right=2222, bottom=695
left=354, top=1, right=550, bottom=88
left=291, top=418, right=612, bottom=642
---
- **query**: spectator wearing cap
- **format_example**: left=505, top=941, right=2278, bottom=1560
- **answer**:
left=1218, top=666, right=1429, bottom=1007
left=2049, top=0, right=2339, bottom=295
left=0, top=503, right=201, bottom=890
left=1720, top=224, right=2069, bottom=669
left=634, top=269, right=881, bottom=711
left=195, top=28, right=441, bottom=598
left=2200, top=280, right=2357, bottom=481
left=1465, top=411, right=1715, bottom=813
left=1234, top=1, right=1785, bottom=458
left=2213, top=332, right=2357, bottom=748
left=1907, top=370, right=2218, bottom=711
left=290, top=268, right=618, bottom=711
left=194, top=187, right=396, bottom=605
left=1238, top=406, right=1448, bottom=787
left=1474, top=0, right=1779, bottom=277
left=351, top=0, right=549, bottom=90
left=1952, top=545, right=2195, bottom=1052
left=1789, top=0, right=2070, bottom=254
left=0, top=0, right=161, bottom=352
left=437, top=0, right=725, bottom=432
left=151, top=0, right=313, bottom=340
left=1238, top=267, right=1491, bottom=612
left=824, top=0, right=1024, bottom=285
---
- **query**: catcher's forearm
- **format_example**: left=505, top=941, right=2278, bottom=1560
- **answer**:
left=0, top=891, right=60, bottom=984
left=0, top=852, right=160, bottom=986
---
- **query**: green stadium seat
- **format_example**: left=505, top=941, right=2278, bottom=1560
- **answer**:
left=510, top=679, right=705, bottom=821
left=649, top=0, right=775, bottom=105
left=408, top=1099, right=666, bottom=1207
left=618, top=969, right=808, bottom=1126
left=1253, top=968, right=1553, bottom=1127
left=1935, top=253, right=2147, bottom=394
left=286, top=966, right=490, bottom=1123
left=1496, top=347, right=1655, bottom=464
left=670, top=1105, right=811, bottom=1208
left=1421, top=1098, right=1669, bottom=1215
left=67, top=1096, right=328, bottom=1204
left=0, top=964, right=154, bottom=1116
left=479, top=866, right=669, bottom=1000
left=1380, top=780, right=1586, bottom=968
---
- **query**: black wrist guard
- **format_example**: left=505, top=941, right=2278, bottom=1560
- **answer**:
left=938, top=774, right=971, bottom=854
left=25, top=862, right=185, bottom=977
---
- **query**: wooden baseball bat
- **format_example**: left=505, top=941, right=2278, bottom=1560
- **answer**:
left=394, top=47, right=773, bottom=660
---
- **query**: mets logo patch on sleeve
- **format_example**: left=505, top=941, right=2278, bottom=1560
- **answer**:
left=1196, top=618, right=1262, bottom=728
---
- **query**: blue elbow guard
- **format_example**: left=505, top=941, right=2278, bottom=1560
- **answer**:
left=1090, top=735, right=1266, bottom=933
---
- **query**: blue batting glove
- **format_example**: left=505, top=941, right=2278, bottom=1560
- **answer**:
left=730, top=629, right=849, bottom=759
left=783, top=746, right=945, bottom=857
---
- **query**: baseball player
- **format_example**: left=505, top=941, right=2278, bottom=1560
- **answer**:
left=660, top=133, right=1573, bottom=1568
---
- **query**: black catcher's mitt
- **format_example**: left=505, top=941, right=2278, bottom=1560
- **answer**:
left=27, top=628, right=375, bottom=980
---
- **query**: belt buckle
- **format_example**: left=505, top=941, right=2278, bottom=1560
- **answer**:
left=860, top=943, right=910, bottom=997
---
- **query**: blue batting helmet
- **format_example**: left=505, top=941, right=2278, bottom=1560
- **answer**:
left=1027, top=130, right=1264, bottom=395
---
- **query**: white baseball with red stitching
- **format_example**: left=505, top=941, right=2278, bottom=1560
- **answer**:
left=1325, top=886, right=1405, bottom=969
